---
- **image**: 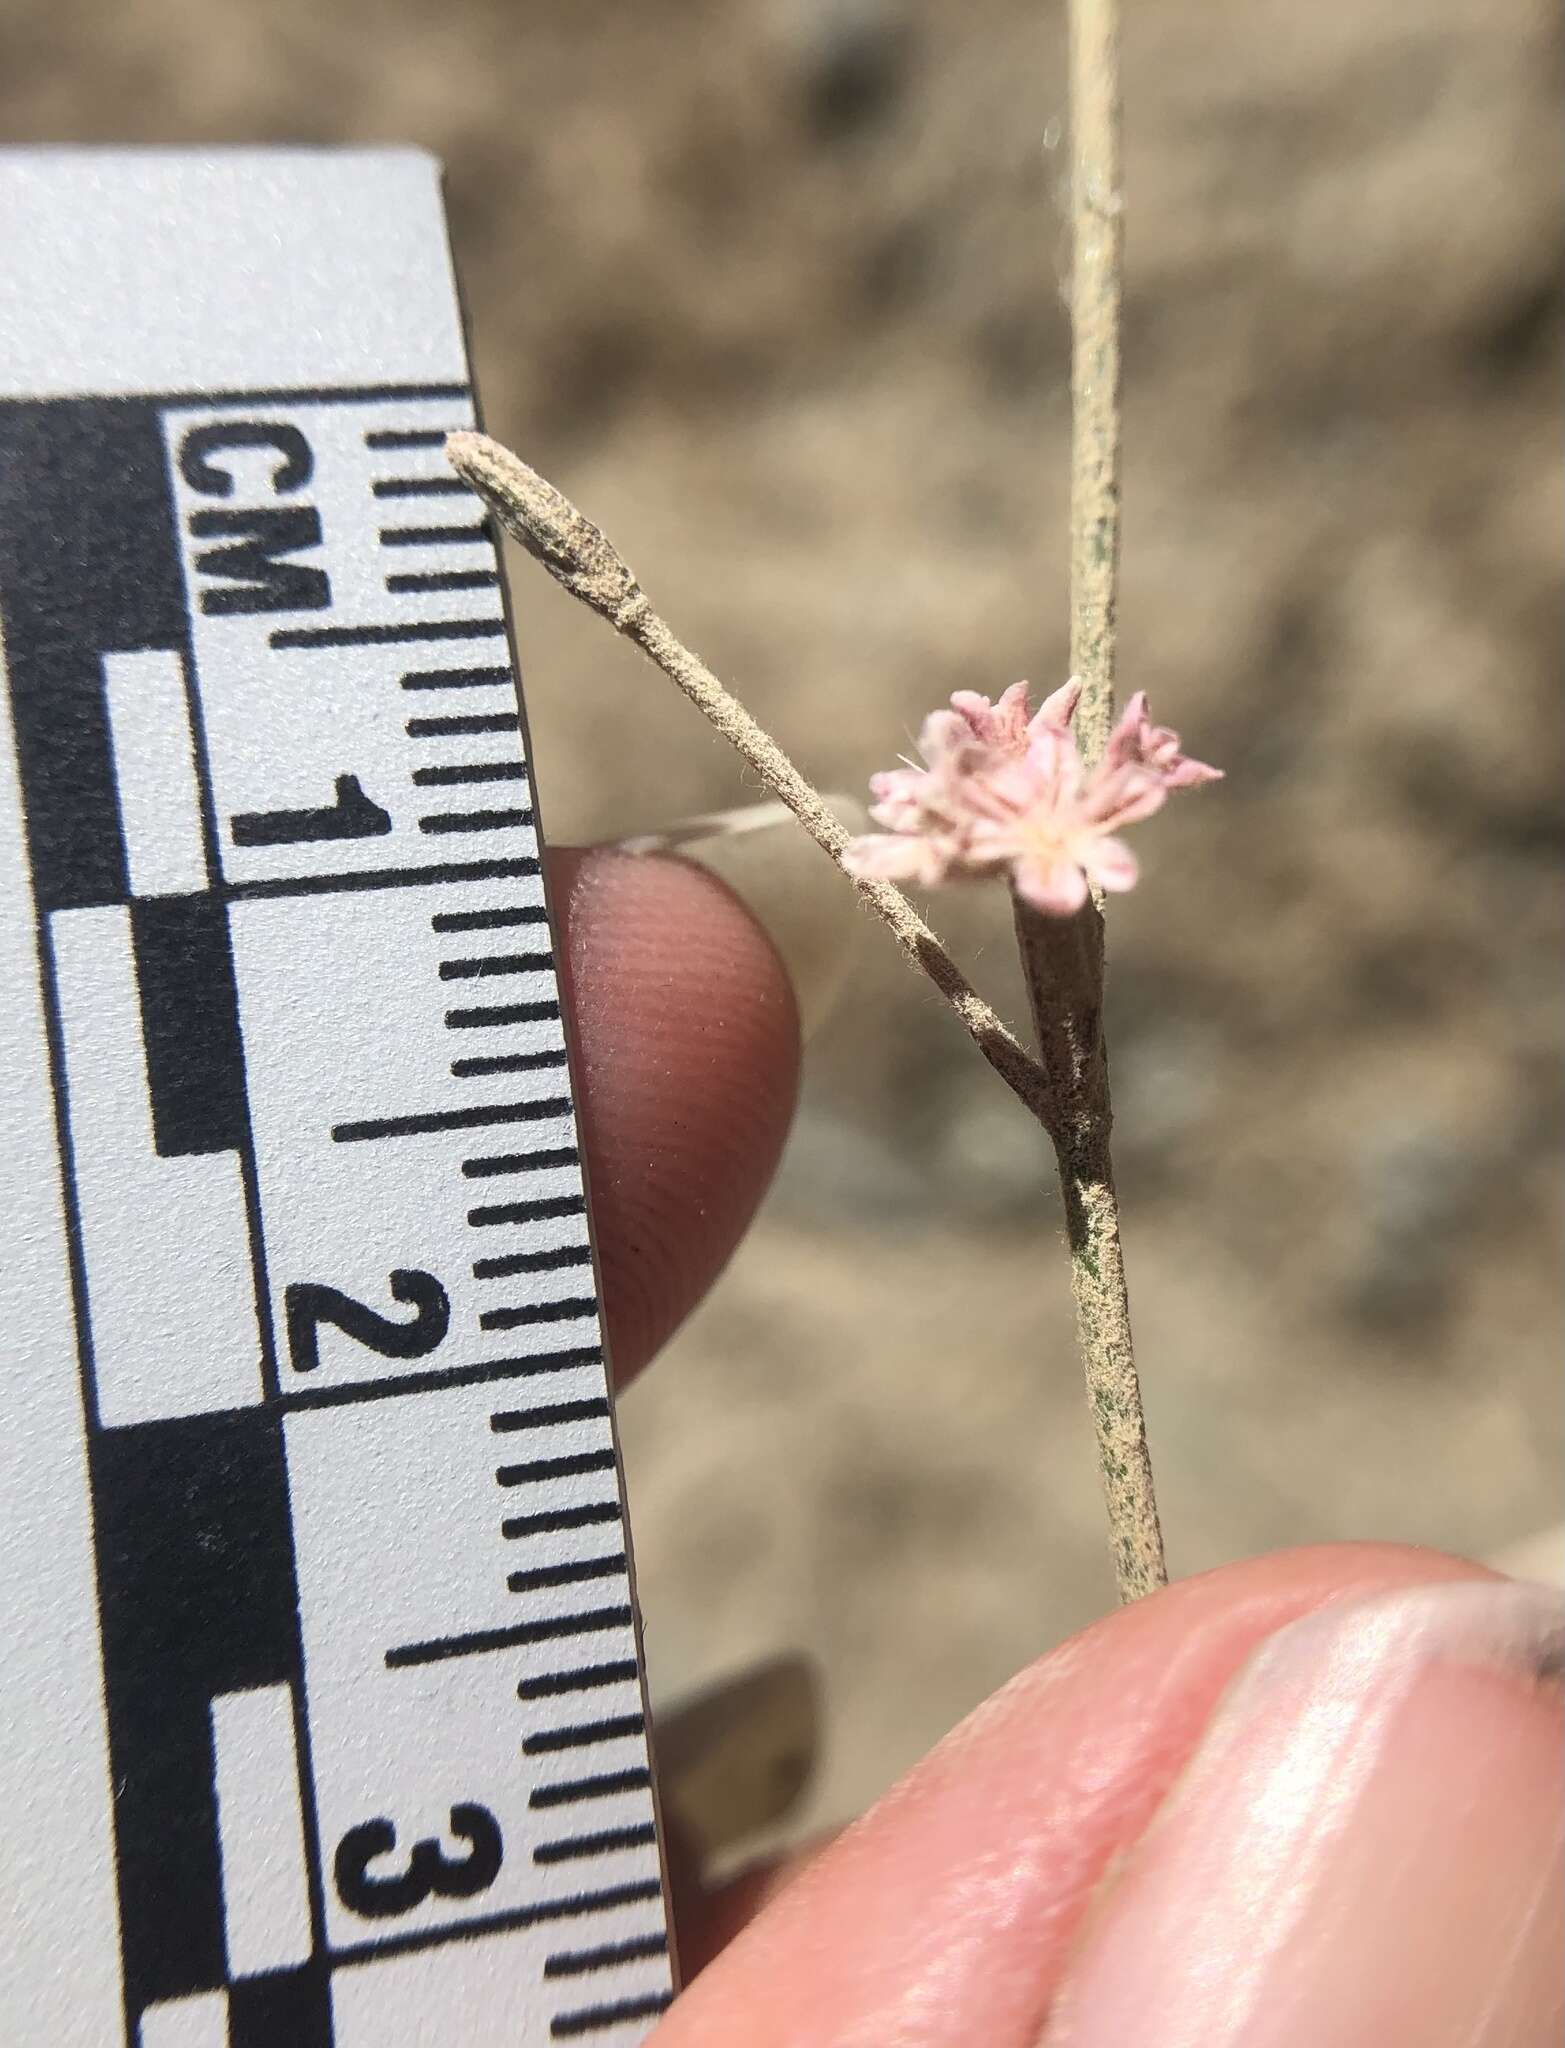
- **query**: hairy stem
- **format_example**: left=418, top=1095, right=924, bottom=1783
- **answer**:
left=447, top=431, right=1057, bottom=1127
left=1012, top=0, right=1168, bottom=1599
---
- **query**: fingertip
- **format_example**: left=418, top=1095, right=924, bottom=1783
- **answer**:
left=549, top=846, right=801, bottom=1386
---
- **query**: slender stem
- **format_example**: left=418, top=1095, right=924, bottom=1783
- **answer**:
left=1068, top=0, right=1124, bottom=770
left=447, top=431, right=1057, bottom=1128
left=1011, top=0, right=1167, bottom=1599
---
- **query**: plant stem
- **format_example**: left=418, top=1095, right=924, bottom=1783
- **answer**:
left=1011, top=0, right=1167, bottom=1599
left=447, top=431, right=1057, bottom=1128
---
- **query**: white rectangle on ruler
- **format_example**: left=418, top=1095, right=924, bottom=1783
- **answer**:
left=211, top=1684, right=313, bottom=1977
left=137, top=1992, right=230, bottom=2048
left=102, top=648, right=209, bottom=896
left=50, top=904, right=263, bottom=1425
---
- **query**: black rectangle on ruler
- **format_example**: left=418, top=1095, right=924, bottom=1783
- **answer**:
left=89, top=1411, right=306, bottom=2015
left=131, top=892, right=251, bottom=1157
left=0, top=399, right=188, bottom=912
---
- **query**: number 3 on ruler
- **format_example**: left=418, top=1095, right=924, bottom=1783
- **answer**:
left=284, top=1269, right=451, bottom=1373
left=335, top=1803, right=504, bottom=1920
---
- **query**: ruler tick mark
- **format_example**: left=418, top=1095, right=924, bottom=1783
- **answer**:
left=387, top=569, right=499, bottom=595
left=543, top=1930, right=668, bottom=1975
left=331, top=1096, right=571, bottom=1144
left=381, top=522, right=489, bottom=548
left=480, top=1297, right=597, bottom=1331
left=517, top=1658, right=639, bottom=1700
left=438, top=953, right=554, bottom=980
left=365, top=427, right=460, bottom=449
left=491, top=1398, right=611, bottom=1434
left=524, top=1713, right=647, bottom=1756
left=406, top=713, right=520, bottom=738
left=551, top=1992, right=673, bottom=2039
left=468, top=1194, right=586, bottom=1227
left=497, top=1449, right=616, bottom=1487
left=451, top=1048, right=568, bottom=1079
left=419, top=805, right=535, bottom=834
left=400, top=663, right=513, bottom=692
left=507, top=1554, right=627, bottom=1596
left=372, top=475, right=473, bottom=498
left=414, top=760, right=527, bottom=788
left=532, top=1771, right=654, bottom=1813
left=433, top=903, right=548, bottom=934
left=328, top=1879, right=664, bottom=1970
left=504, top=1503, right=622, bottom=1541
left=386, top=1605, right=633, bottom=1668
left=270, top=616, right=506, bottom=650
left=464, top=1149, right=581, bottom=1183
left=534, top=1823, right=658, bottom=1867
left=445, top=999, right=562, bottom=1029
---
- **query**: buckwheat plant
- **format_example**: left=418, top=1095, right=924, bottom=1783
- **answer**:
left=450, top=0, right=1213, bottom=1605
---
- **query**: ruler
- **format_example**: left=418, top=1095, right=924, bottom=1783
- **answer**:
left=0, top=152, right=674, bottom=2046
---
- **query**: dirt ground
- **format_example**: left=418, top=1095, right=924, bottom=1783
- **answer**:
left=7, top=0, right=1560, bottom=1837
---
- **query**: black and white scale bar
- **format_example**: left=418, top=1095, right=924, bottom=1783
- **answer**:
left=551, top=1991, right=673, bottom=2038
left=1, top=154, right=671, bottom=2043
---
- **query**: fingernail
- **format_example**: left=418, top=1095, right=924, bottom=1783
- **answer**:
left=653, top=1653, right=821, bottom=1860
left=611, top=797, right=865, bottom=1040
left=1042, top=1579, right=1565, bottom=2048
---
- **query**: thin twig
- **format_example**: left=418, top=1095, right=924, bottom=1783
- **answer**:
left=447, top=430, right=1057, bottom=1127
left=1008, top=0, right=1167, bottom=1599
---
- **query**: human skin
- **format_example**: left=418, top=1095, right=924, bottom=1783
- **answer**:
left=551, top=844, right=1563, bottom=2048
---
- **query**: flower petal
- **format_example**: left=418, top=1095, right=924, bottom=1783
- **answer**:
left=1012, top=852, right=1090, bottom=916
left=1032, top=674, right=1084, bottom=734
left=1163, top=756, right=1224, bottom=789
left=1080, top=833, right=1140, bottom=893
left=842, top=832, right=950, bottom=887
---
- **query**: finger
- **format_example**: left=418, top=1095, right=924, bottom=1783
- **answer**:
left=549, top=847, right=800, bottom=1386
left=655, top=1544, right=1509, bottom=2043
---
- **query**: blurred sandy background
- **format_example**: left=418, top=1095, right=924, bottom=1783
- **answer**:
left=6, top=0, right=1559, bottom=1837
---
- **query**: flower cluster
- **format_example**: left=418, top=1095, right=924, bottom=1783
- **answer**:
left=843, top=680, right=1221, bottom=915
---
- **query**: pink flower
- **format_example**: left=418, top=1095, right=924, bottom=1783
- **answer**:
left=1102, top=690, right=1223, bottom=791
left=843, top=680, right=1219, bottom=915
